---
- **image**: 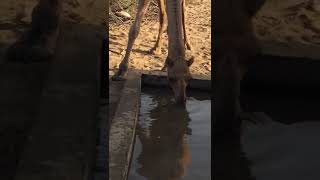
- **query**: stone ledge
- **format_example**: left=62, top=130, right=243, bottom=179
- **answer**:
left=109, top=70, right=141, bottom=180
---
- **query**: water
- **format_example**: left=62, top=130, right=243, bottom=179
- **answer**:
left=214, top=88, right=320, bottom=180
left=128, top=88, right=211, bottom=180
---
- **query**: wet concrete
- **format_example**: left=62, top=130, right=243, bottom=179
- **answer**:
left=128, top=87, right=211, bottom=180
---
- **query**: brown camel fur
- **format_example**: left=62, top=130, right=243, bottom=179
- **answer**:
left=165, top=0, right=194, bottom=105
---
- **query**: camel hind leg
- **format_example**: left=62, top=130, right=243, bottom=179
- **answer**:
left=112, top=0, right=151, bottom=81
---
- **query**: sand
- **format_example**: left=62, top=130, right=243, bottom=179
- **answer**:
left=254, top=0, right=320, bottom=45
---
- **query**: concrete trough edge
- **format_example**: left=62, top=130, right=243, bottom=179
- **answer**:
left=109, top=70, right=141, bottom=180
left=109, top=70, right=211, bottom=91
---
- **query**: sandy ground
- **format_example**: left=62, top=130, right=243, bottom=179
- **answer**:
left=109, top=0, right=212, bottom=76
left=254, top=0, right=320, bottom=45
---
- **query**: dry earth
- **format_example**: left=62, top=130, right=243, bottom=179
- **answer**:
left=254, top=0, right=320, bottom=45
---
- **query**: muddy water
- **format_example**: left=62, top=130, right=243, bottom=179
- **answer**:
left=128, top=88, right=211, bottom=180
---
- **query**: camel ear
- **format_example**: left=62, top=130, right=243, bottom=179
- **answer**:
left=187, top=56, right=194, bottom=67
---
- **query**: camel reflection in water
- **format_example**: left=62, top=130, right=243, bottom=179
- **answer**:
left=135, top=94, right=192, bottom=179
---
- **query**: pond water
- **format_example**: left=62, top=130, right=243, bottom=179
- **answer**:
left=128, top=88, right=211, bottom=180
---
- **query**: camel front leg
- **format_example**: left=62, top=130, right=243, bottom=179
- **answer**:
left=112, top=0, right=151, bottom=81
left=182, top=0, right=192, bottom=51
left=6, top=0, right=62, bottom=63
left=149, top=0, right=167, bottom=55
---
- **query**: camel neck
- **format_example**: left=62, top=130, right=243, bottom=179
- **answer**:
left=166, top=0, right=185, bottom=58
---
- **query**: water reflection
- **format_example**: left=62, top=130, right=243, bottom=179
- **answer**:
left=129, top=91, right=211, bottom=180
left=136, top=94, right=191, bottom=179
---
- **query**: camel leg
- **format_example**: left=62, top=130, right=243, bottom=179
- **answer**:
left=149, top=0, right=167, bottom=55
left=6, top=0, right=62, bottom=62
left=182, top=0, right=192, bottom=51
left=112, top=0, right=151, bottom=81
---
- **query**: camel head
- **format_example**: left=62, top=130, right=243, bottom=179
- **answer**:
left=166, top=55, right=194, bottom=106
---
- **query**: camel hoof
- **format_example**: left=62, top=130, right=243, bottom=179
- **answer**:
left=111, top=75, right=126, bottom=81
left=111, top=71, right=127, bottom=81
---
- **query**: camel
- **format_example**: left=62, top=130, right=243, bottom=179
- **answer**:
left=112, top=0, right=194, bottom=106
left=213, top=0, right=266, bottom=137
left=6, top=0, right=62, bottom=63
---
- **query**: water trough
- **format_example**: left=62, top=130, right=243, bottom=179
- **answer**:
left=108, top=70, right=211, bottom=180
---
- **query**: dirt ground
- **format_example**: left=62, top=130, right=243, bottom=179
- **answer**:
left=254, top=0, right=320, bottom=45
left=109, top=0, right=212, bottom=76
